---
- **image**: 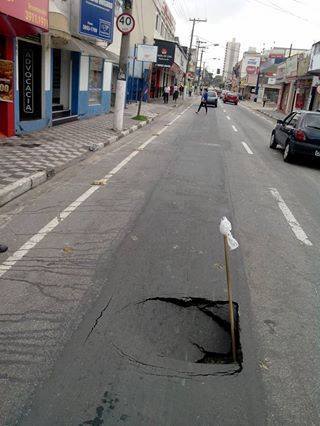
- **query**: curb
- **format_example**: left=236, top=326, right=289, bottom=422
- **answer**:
left=0, top=115, right=161, bottom=207
left=241, top=103, right=280, bottom=122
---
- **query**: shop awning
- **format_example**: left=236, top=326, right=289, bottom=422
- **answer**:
left=51, top=36, right=119, bottom=63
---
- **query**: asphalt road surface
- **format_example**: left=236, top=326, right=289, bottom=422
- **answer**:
left=1, top=99, right=320, bottom=425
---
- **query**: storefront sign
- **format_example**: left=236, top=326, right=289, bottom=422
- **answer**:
left=22, top=50, right=34, bottom=114
left=268, top=77, right=276, bottom=85
left=174, top=45, right=187, bottom=73
left=0, top=0, right=49, bottom=30
left=309, top=42, right=320, bottom=73
left=154, top=40, right=175, bottom=68
left=137, top=45, right=158, bottom=62
left=0, top=59, right=13, bottom=103
left=276, top=62, right=286, bottom=83
left=80, top=0, right=115, bottom=42
left=246, top=66, right=257, bottom=74
left=18, top=41, right=42, bottom=121
left=286, top=55, right=298, bottom=78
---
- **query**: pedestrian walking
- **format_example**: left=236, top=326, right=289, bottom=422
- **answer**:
left=196, top=88, right=208, bottom=114
left=263, top=95, right=268, bottom=107
left=188, top=87, right=192, bottom=97
left=173, top=85, right=179, bottom=103
left=163, top=85, right=170, bottom=104
left=179, top=84, right=184, bottom=97
left=0, top=244, right=8, bottom=253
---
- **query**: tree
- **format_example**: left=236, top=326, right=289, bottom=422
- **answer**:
left=212, top=75, right=223, bottom=88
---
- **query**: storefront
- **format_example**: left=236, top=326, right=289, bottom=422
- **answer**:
left=151, top=39, right=186, bottom=99
left=0, top=0, right=49, bottom=136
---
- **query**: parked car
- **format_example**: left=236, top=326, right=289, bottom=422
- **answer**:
left=207, top=90, right=218, bottom=108
left=269, top=111, right=320, bottom=162
left=223, top=92, right=239, bottom=105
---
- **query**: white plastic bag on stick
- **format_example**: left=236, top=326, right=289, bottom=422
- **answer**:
left=219, top=217, right=239, bottom=251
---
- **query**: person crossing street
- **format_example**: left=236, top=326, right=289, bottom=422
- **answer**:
left=196, top=88, right=208, bottom=114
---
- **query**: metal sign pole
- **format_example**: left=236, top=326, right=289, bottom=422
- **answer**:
left=223, top=234, right=237, bottom=363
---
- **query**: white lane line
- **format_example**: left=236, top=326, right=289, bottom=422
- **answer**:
left=226, top=115, right=231, bottom=120
left=168, top=116, right=180, bottom=125
left=0, top=148, right=142, bottom=278
left=232, top=125, right=238, bottom=132
left=270, top=188, right=312, bottom=246
left=0, top=185, right=100, bottom=277
left=138, top=135, right=157, bottom=150
left=0, top=106, right=189, bottom=278
left=241, top=142, right=253, bottom=155
left=105, top=150, right=139, bottom=177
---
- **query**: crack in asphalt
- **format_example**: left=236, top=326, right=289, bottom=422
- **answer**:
left=85, top=297, right=113, bottom=343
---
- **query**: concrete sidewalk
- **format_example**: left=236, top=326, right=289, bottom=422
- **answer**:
left=241, top=100, right=286, bottom=121
left=0, top=98, right=189, bottom=207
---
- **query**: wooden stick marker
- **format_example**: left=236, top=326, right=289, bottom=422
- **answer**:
left=219, top=217, right=239, bottom=363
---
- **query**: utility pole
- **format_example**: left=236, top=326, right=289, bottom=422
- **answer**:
left=195, top=40, right=206, bottom=91
left=183, top=18, right=207, bottom=98
left=113, top=0, right=133, bottom=131
left=197, top=46, right=206, bottom=91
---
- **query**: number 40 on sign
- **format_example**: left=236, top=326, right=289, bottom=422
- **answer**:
left=116, top=13, right=135, bottom=34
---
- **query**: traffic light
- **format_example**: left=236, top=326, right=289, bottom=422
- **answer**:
left=216, top=68, right=221, bottom=75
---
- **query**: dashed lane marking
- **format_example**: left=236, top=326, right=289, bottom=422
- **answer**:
left=270, top=188, right=312, bottom=247
left=226, top=115, right=231, bottom=120
left=242, top=142, right=253, bottom=155
left=232, top=125, right=238, bottom=132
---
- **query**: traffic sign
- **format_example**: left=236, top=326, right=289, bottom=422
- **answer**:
left=116, top=13, right=135, bottom=34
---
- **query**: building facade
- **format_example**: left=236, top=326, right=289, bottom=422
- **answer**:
left=0, top=0, right=49, bottom=137
left=127, top=0, right=186, bottom=102
left=223, top=38, right=240, bottom=83
left=0, top=0, right=120, bottom=136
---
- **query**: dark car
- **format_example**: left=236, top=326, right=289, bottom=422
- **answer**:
left=270, top=111, right=320, bottom=162
left=223, top=92, right=239, bottom=105
left=207, top=90, right=218, bottom=107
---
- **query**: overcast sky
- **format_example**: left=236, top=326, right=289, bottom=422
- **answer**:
left=166, top=0, right=320, bottom=73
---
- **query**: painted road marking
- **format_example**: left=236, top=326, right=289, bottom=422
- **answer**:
left=0, top=108, right=188, bottom=278
left=242, top=142, right=253, bottom=155
left=138, top=136, right=157, bottom=150
left=232, top=125, right=238, bottom=132
left=226, top=115, right=231, bottom=120
left=270, top=188, right=312, bottom=246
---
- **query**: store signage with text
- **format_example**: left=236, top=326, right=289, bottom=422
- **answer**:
left=0, top=60, right=14, bottom=103
left=80, top=0, right=115, bottom=42
left=0, top=0, right=49, bottom=30
left=18, top=41, right=42, bottom=121
left=23, top=50, right=34, bottom=114
left=154, top=40, right=175, bottom=68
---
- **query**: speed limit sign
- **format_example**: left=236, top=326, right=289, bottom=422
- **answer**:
left=116, top=13, right=135, bottom=35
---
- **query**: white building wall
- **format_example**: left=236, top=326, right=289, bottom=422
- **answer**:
left=79, top=55, right=89, bottom=91
left=223, top=38, right=240, bottom=81
left=103, top=61, right=113, bottom=91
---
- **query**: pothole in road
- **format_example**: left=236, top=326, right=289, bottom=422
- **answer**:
left=134, top=297, right=243, bottom=366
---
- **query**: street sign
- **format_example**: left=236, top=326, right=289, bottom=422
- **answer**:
left=79, top=0, right=115, bottom=42
left=116, top=13, right=135, bottom=34
left=136, top=45, right=158, bottom=62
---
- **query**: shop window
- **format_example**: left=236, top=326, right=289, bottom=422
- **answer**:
left=89, top=57, right=104, bottom=105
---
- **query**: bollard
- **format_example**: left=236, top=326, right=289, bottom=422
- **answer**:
left=219, top=217, right=239, bottom=363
